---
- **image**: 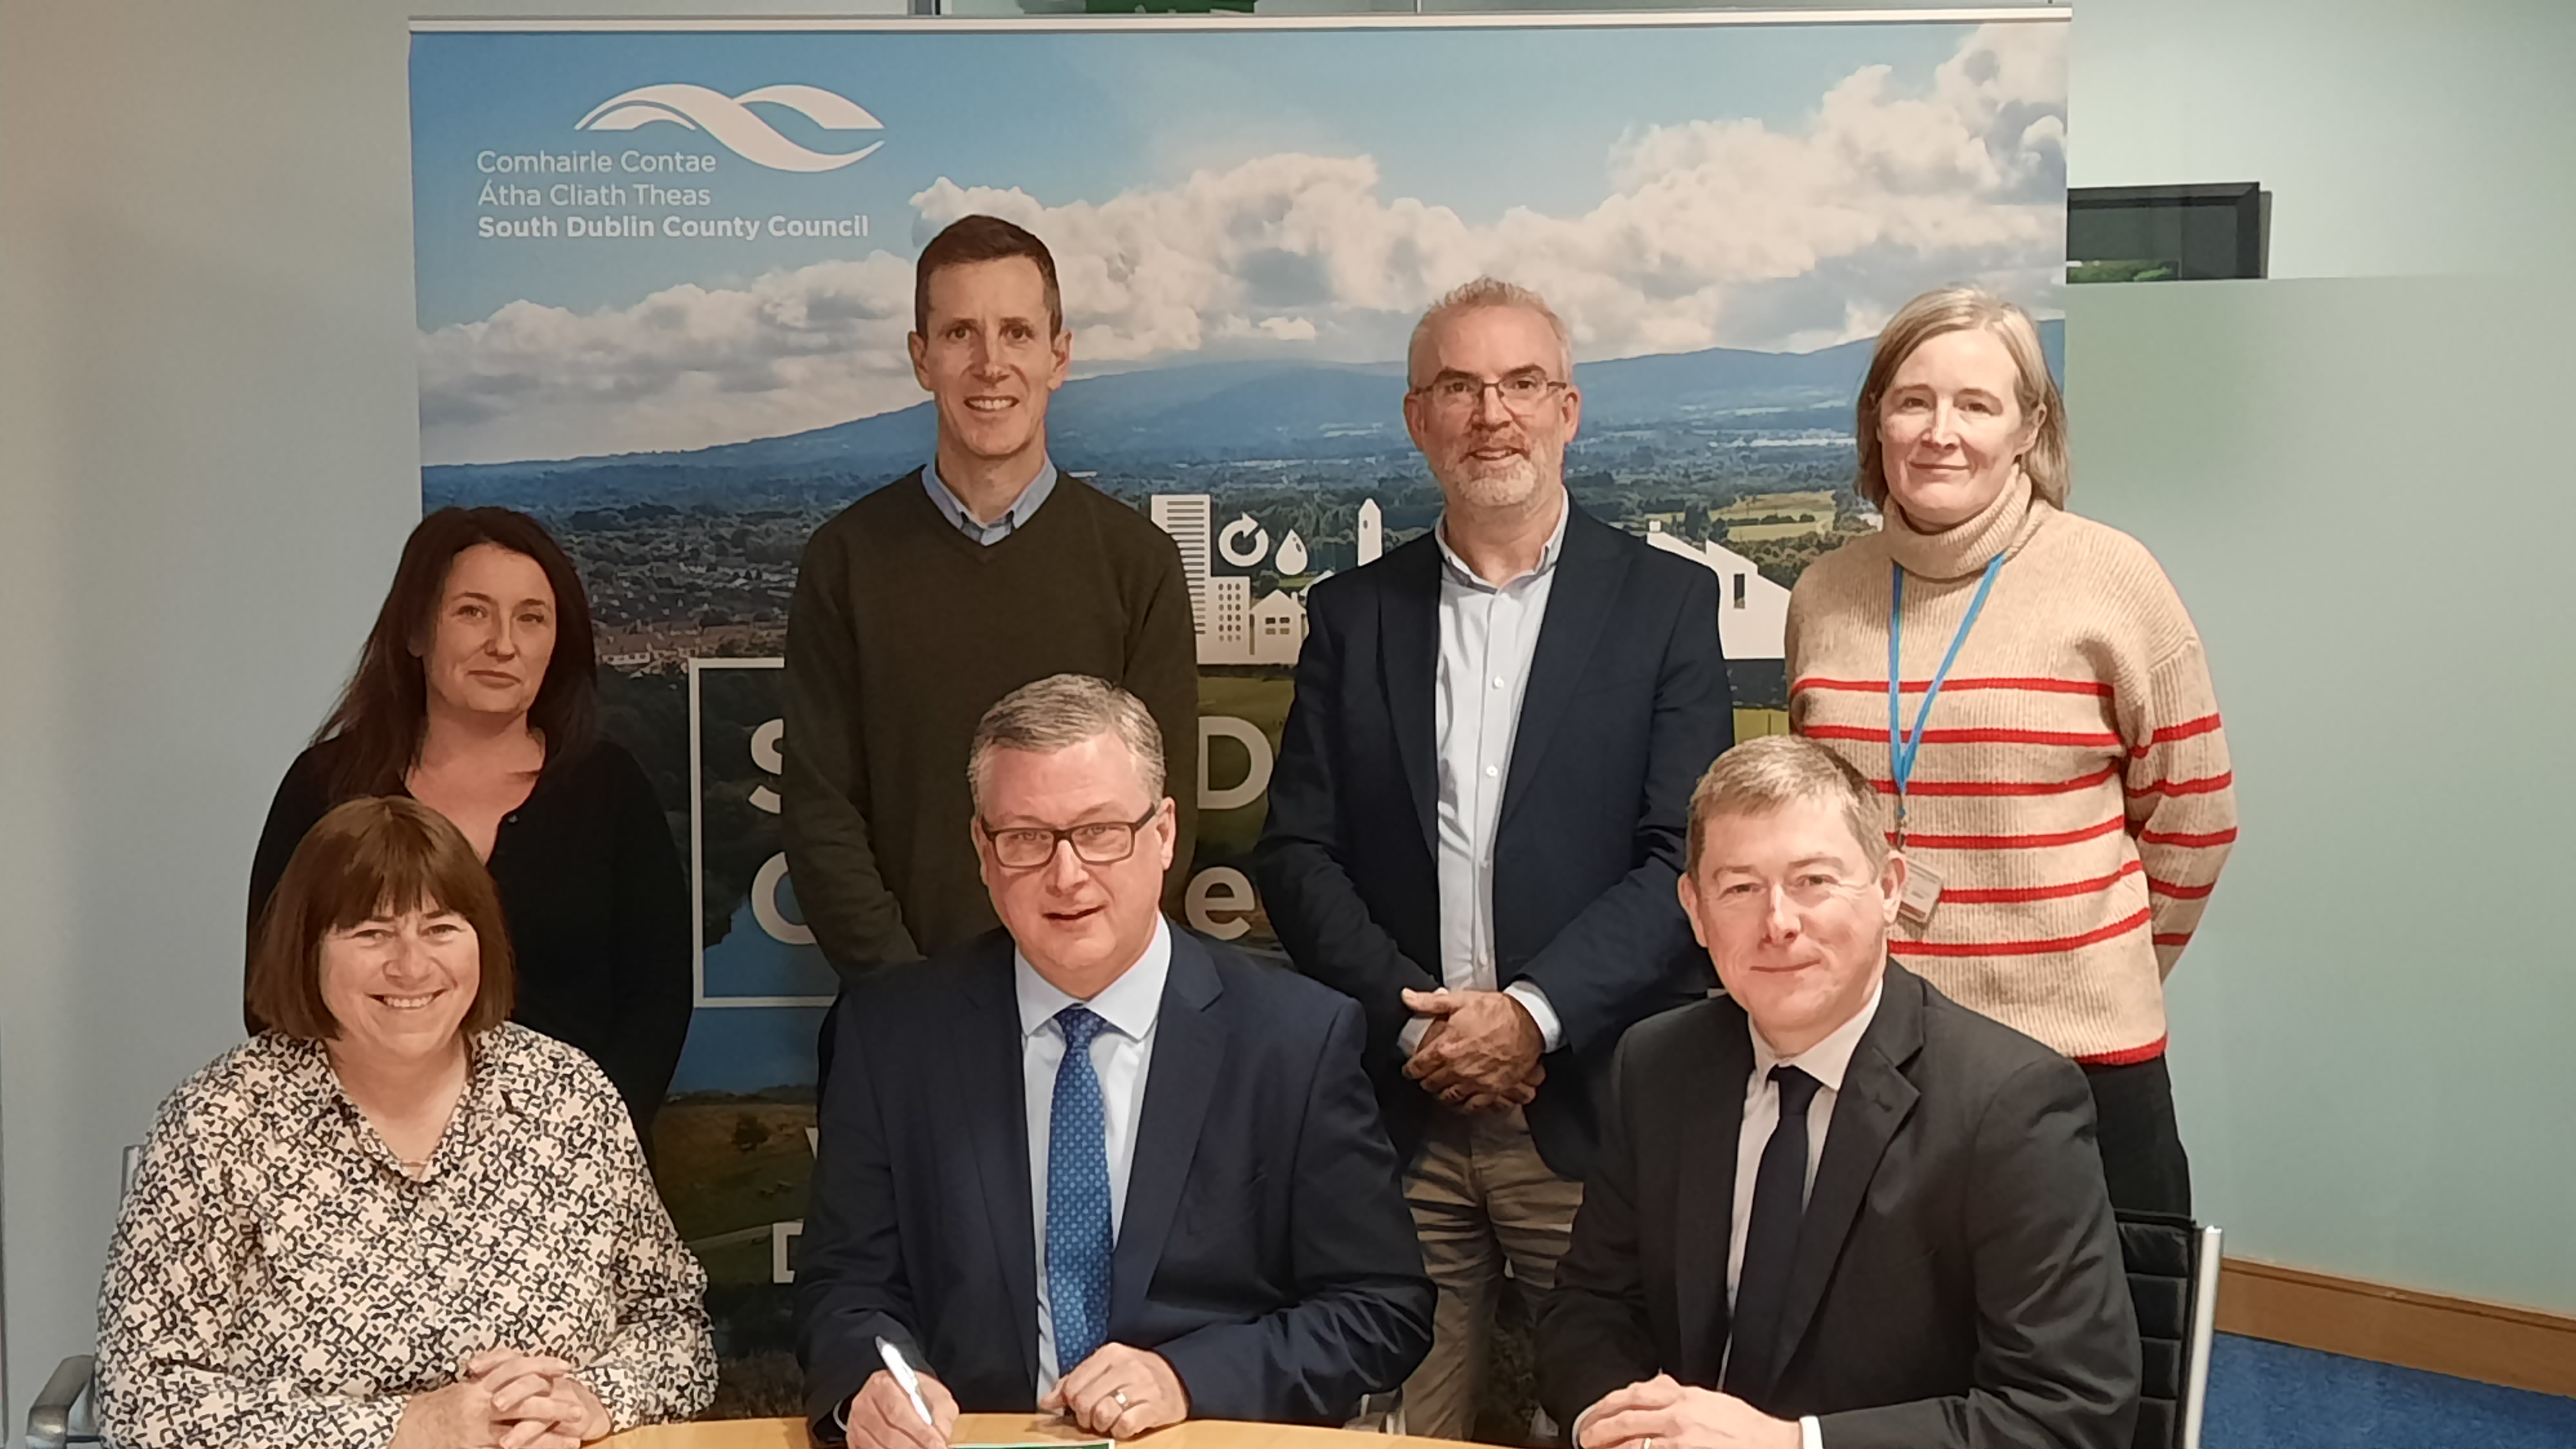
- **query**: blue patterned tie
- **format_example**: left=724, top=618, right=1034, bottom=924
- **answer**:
left=1048, top=1005, right=1114, bottom=1375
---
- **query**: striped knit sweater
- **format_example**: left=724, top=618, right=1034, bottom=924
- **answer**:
left=1785, top=470, right=2236, bottom=1063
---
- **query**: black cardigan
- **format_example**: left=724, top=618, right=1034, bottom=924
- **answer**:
left=245, top=735, right=694, bottom=1131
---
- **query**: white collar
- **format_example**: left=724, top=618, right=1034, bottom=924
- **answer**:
left=1750, top=974, right=1886, bottom=1095
left=1014, top=914, right=1173, bottom=1043
left=1434, top=491, right=1571, bottom=591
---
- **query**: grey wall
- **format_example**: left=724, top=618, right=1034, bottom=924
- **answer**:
left=5, top=0, right=2573, bottom=1430
left=0, top=0, right=899, bottom=1424
left=2066, top=0, right=2576, bottom=279
left=2066, top=276, right=2576, bottom=1314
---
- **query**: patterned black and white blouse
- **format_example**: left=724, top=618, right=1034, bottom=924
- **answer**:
left=95, top=1024, right=715, bottom=1449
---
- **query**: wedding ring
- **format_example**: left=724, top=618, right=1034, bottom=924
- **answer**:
left=1113, top=1388, right=1132, bottom=1409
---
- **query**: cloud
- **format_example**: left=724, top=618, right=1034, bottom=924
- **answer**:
left=419, top=252, right=922, bottom=461
left=421, top=23, right=2063, bottom=463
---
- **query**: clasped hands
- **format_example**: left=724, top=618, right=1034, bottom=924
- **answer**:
left=1402, top=987, right=1544, bottom=1112
left=391, top=1347, right=612, bottom=1449
left=846, top=1343, right=1188, bottom=1449
left=1579, top=1374, right=1800, bottom=1449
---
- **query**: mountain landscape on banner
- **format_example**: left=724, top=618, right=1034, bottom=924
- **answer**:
left=424, top=322, right=2065, bottom=508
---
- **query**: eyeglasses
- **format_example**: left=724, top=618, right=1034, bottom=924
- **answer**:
left=978, top=806, right=1160, bottom=870
left=1409, top=369, right=1569, bottom=417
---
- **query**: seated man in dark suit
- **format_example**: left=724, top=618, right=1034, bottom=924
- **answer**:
left=798, top=673, right=1434, bottom=1449
left=1537, top=736, right=2139, bottom=1449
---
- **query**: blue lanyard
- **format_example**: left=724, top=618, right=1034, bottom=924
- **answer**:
left=1889, top=554, right=2005, bottom=840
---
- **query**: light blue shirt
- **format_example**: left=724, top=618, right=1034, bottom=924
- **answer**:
left=1016, top=914, right=1171, bottom=1394
left=1400, top=498, right=1571, bottom=1058
left=923, top=455, right=1059, bottom=544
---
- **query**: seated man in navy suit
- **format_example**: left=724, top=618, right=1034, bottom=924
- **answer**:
left=797, top=673, right=1434, bottom=1449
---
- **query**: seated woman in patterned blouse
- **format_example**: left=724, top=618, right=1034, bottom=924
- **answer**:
left=95, top=796, right=716, bottom=1449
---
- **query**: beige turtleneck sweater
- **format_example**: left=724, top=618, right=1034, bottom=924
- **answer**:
left=1784, top=471, right=2236, bottom=1063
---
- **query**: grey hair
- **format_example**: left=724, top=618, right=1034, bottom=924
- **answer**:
left=967, top=673, right=1168, bottom=809
left=1686, top=735, right=1888, bottom=874
left=1407, top=276, right=1575, bottom=385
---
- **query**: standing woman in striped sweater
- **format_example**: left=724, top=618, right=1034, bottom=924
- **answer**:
left=1785, top=287, right=2235, bottom=1215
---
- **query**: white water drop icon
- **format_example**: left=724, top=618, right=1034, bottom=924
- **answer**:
left=1276, top=530, right=1309, bottom=575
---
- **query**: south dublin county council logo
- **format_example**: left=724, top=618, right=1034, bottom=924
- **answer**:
left=576, top=84, right=886, bottom=171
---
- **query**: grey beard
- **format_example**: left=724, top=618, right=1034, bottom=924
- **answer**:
left=1441, top=453, right=1546, bottom=509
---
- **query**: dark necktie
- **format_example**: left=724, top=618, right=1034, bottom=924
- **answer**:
left=1048, top=1006, right=1114, bottom=1375
left=1724, top=1064, right=1824, bottom=1396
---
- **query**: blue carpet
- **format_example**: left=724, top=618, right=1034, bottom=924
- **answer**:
left=2203, top=1332, right=2576, bottom=1448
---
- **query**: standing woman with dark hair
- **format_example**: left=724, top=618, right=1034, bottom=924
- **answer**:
left=248, top=507, right=692, bottom=1135
left=1785, top=287, right=2236, bottom=1216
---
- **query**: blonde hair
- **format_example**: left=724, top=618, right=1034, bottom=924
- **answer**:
left=1686, top=735, right=1888, bottom=875
left=1853, top=286, right=2067, bottom=510
left=1407, top=277, right=1573, bottom=385
left=968, top=673, right=1166, bottom=808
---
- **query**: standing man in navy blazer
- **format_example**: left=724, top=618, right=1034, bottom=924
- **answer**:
left=1258, top=278, right=1733, bottom=1439
left=799, top=674, right=1432, bottom=1449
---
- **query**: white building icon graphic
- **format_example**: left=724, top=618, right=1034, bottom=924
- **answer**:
left=1147, top=492, right=1785, bottom=669
left=1208, top=576, right=1251, bottom=657
left=1642, top=522, right=1788, bottom=664
left=1150, top=494, right=1214, bottom=634
left=1149, top=490, right=1322, bottom=666
left=1246, top=589, right=1306, bottom=665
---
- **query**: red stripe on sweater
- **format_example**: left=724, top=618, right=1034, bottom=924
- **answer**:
left=1872, top=764, right=2122, bottom=798
left=2127, top=713, right=2223, bottom=757
left=2153, top=933, right=2194, bottom=947
left=2074, top=1036, right=2168, bottom=1066
left=1888, top=909, right=2150, bottom=958
left=2128, top=772, right=2235, bottom=799
left=1808, top=724, right=2124, bottom=749
left=1942, top=861, right=2143, bottom=905
left=1793, top=676, right=2115, bottom=698
left=2147, top=877, right=2215, bottom=900
left=1897, top=815, right=2128, bottom=850
left=2139, top=826, right=2238, bottom=849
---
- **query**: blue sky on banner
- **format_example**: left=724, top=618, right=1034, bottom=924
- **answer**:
left=411, top=22, right=2065, bottom=465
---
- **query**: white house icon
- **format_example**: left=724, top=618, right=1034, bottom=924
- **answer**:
left=1642, top=522, right=1787, bottom=664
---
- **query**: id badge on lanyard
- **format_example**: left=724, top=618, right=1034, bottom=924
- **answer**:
left=1889, top=554, right=2005, bottom=924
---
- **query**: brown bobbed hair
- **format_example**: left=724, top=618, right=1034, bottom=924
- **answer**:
left=316, top=507, right=597, bottom=800
left=247, top=796, right=515, bottom=1041
left=914, top=214, right=1062, bottom=338
left=1853, top=286, right=2069, bottom=512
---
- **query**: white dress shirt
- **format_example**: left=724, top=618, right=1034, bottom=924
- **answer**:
left=1567, top=984, right=1886, bottom=1449
left=1017, top=915, right=1172, bottom=1394
left=1399, top=499, right=1572, bottom=1057
left=1727, top=981, right=1884, bottom=1449
left=1569, top=983, right=1888, bottom=1449
left=923, top=455, right=1059, bottom=544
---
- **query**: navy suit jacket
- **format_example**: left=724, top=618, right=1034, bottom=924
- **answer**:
left=794, top=925, right=1434, bottom=1439
left=1255, top=504, right=1734, bottom=1181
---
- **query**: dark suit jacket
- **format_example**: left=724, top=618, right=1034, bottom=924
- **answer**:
left=1255, top=504, right=1733, bottom=1181
left=795, top=925, right=1434, bottom=1439
left=1536, top=963, right=2140, bottom=1449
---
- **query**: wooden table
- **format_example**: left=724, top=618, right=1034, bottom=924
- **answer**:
left=605, top=1413, right=1430, bottom=1449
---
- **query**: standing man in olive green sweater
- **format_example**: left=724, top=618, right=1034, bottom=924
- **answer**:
left=783, top=215, right=1198, bottom=998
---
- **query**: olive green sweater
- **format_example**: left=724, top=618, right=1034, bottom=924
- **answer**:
left=782, top=469, right=1198, bottom=981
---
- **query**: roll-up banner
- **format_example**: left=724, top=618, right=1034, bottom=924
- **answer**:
left=409, top=10, right=2066, bottom=1408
